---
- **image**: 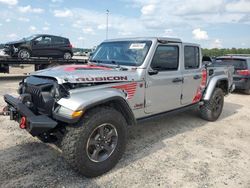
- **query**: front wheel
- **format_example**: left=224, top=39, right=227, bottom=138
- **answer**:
left=61, top=107, right=127, bottom=177
left=199, top=88, right=224, bottom=121
left=18, top=49, right=31, bottom=59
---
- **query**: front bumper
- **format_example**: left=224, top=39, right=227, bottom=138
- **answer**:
left=4, top=94, right=57, bottom=136
left=3, top=46, right=14, bottom=56
left=3, top=45, right=19, bottom=56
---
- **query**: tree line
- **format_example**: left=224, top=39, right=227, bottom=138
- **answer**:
left=202, top=48, right=250, bottom=57
left=1, top=43, right=250, bottom=57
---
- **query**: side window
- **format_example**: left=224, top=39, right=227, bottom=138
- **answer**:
left=184, top=46, right=200, bottom=69
left=34, top=37, right=43, bottom=43
left=35, top=36, right=51, bottom=45
left=151, top=45, right=179, bottom=71
left=42, top=36, right=52, bottom=44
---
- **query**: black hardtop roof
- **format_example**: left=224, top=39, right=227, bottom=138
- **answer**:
left=104, top=37, right=200, bottom=47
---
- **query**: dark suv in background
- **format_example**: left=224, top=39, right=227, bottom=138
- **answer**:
left=215, top=55, right=250, bottom=94
left=3, top=34, right=73, bottom=59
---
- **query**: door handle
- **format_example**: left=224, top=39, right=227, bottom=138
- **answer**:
left=172, top=78, right=183, bottom=83
left=193, top=75, right=201, bottom=80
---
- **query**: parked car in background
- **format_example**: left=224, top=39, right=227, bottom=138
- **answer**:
left=3, top=34, right=73, bottom=59
left=215, top=55, right=250, bottom=94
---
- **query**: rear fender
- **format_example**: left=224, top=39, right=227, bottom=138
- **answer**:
left=203, top=75, right=229, bottom=101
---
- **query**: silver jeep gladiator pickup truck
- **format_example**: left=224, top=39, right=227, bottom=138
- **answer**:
left=3, top=37, right=234, bottom=177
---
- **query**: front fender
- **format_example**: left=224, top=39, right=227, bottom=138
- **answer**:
left=57, top=88, right=127, bottom=111
left=203, top=75, right=228, bottom=101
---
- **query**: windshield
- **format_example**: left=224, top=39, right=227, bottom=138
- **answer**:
left=24, top=35, right=39, bottom=41
left=90, top=41, right=152, bottom=66
left=215, top=58, right=247, bottom=70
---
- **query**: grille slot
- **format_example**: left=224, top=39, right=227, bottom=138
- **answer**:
left=26, top=85, right=45, bottom=109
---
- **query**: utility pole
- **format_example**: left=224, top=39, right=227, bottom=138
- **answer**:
left=106, top=9, right=109, bottom=40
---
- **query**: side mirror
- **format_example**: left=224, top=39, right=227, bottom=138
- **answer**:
left=148, top=69, right=158, bottom=75
left=33, top=40, right=38, bottom=45
left=202, top=56, right=212, bottom=62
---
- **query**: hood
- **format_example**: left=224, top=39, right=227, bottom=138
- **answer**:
left=5, top=39, right=26, bottom=45
left=31, top=64, right=140, bottom=84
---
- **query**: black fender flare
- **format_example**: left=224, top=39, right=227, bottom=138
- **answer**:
left=85, top=96, right=136, bottom=126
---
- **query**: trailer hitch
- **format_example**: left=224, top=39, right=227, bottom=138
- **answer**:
left=0, top=106, right=10, bottom=116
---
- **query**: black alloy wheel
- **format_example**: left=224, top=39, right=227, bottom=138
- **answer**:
left=86, top=123, right=118, bottom=162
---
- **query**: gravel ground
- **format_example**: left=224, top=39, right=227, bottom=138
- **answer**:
left=0, top=80, right=250, bottom=188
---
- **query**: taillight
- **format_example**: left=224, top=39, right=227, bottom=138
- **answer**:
left=201, top=69, right=207, bottom=88
left=192, top=69, right=207, bottom=103
left=68, top=44, right=73, bottom=48
left=236, top=70, right=250, bottom=76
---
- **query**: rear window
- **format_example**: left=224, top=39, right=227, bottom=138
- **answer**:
left=184, top=46, right=200, bottom=69
left=53, top=37, right=68, bottom=44
left=215, top=58, right=247, bottom=70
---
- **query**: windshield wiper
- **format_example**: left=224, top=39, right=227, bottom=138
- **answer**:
left=89, top=59, right=128, bottom=71
left=109, top=60, right=128, bottom=71
left=88, top=60, right=114, bottom=69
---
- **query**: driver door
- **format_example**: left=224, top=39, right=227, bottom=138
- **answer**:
left=32, top=36, right=52, bottom=56
left=145, top=44, right=183, bottom=114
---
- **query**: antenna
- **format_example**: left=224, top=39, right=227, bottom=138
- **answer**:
left=106, top=9, right=109, bottom=40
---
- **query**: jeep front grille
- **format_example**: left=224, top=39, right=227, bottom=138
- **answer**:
left=26, top=85, right=45, bottom=109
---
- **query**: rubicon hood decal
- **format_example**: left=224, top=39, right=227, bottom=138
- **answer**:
left=76, top=76, right=128, bottom=82
left=32, top=64, right=139, bottom=84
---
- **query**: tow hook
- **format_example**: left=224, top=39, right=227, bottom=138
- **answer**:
left=199, top=101, right=204, bottom=106
left=0, top=106, right=10, bottom=116
left=19, top=117, right=27, bottom=129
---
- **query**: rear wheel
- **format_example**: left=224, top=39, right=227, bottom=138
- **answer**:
left=61, top=107, right=127, bottom=177
left=63, top=52, right=72, bottom=59
left=18, top=49, right=31, bottom=59
left=199, top=88, right=224, bottom=121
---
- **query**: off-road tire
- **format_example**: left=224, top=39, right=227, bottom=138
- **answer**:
left=61, top=107, right=127, bottom=178
left=199, top=88, right=224, bottom=121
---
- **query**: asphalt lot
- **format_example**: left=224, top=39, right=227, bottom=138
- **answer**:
left=0, top=79, right=250, bottom=188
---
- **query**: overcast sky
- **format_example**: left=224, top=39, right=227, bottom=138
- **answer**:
left=0, top=0, right=250, bottom=48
